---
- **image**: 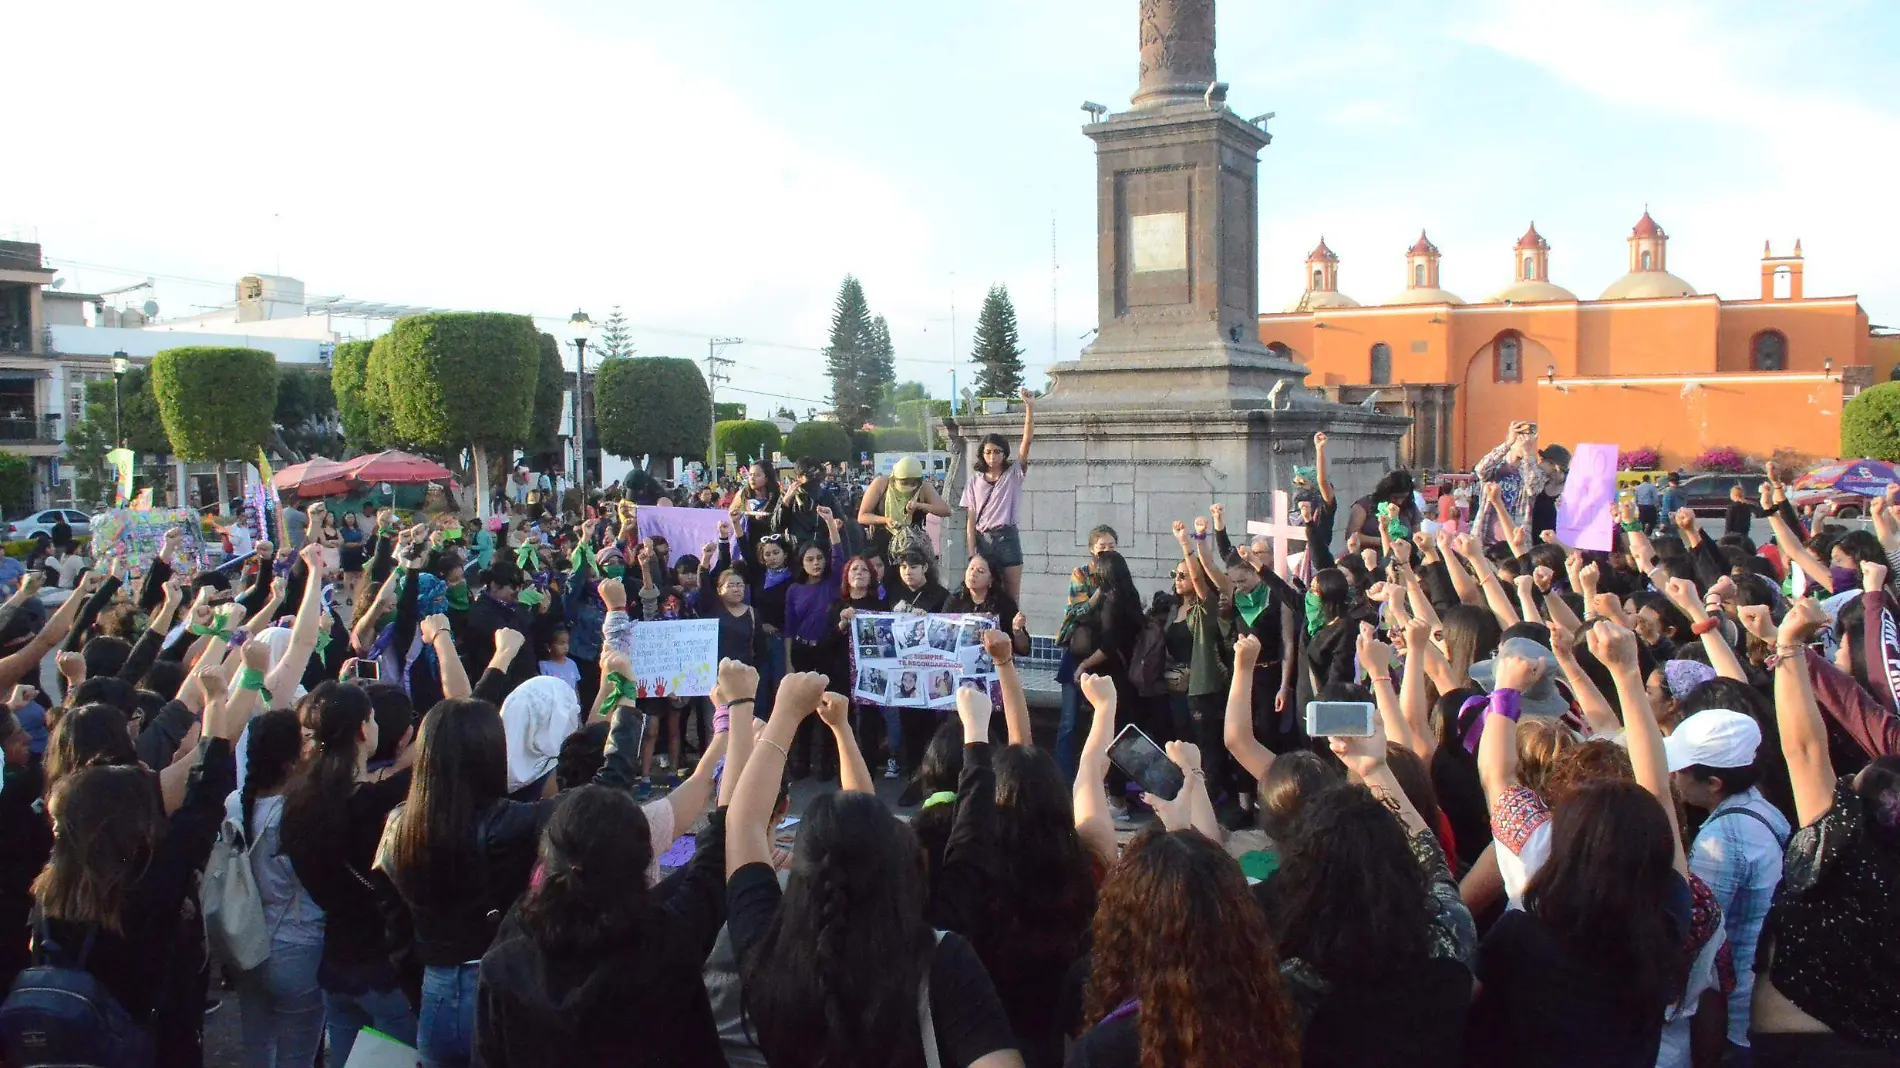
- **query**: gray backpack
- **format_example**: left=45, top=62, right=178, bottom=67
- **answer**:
left=202, top=815, right=269, bottom=971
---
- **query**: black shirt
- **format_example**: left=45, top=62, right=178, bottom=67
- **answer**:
left=892, top=582, right=950, bottom=615
left=1306, top=496, right=1338, bottom=570
left=284, top=770, right=412, bottom=985
left=726, top=862, right=1016, bottom=1067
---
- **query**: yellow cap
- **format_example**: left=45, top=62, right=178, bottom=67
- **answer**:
left=891, top=456, right=924, bottom=480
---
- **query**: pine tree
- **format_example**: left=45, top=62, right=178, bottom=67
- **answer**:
left=863, top=315, right=896, bottom=422
left=971, top=284, right=1025, bottom=397
left=823, top=276, right=873, bottom=427
left=594, top=305, right=636, bottom=360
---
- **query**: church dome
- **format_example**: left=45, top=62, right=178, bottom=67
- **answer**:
left=1286, top=290, right=1361, bottom=312
left=1382, top=287, right=1464, bottom=307
left=1489, top=280, right=1578, bottom=303
left=1598, top=271, right=1697, bottom=300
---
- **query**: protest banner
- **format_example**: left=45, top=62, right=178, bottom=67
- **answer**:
left=629, top=618, right=718, bottom=698
left=91, top=508, right=205, bottom=578
left=850, top=611, right=1001, bottom=710
left=633, top=505, right=732, bottom=560
left=1556, top=442, right=1619, bottom=552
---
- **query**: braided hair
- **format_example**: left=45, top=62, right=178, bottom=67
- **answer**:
left=240, top=709, right=302, bottom=842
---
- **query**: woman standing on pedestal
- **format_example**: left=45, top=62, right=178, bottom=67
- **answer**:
left=962, top=388, right=1035, bottom=604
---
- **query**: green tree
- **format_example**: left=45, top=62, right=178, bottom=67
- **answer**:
left=971, top=284, right=1025, bottom=397
left=713, top=419, right=782, bottom=469
left=379, top=313, right=544, bottom=513
left=330, top=339, right=379, bottom=450
left=63, top=417, right=113, bottom=510
left=0, top=453, right=31, bottom=516
left=784, top=421, right=852, bottom=464
left=823, top=276, right=874, bottom=427
left=864, top=314, right=896, bottom=422
left=530, top=331, right=564, bottom=451
left=1843, top=382, right=1900, bottom=461
left=594, top=357, right=712, bottom=464
left=714, top=402, right=748, bottom=422
left=150, top=346, right=280, bottom=515
left=77, top=368, right=168, bottom=456
left=274, top=368, right=341, bottom=459
left=594, top=305, right=636, bottom=360
left=872, top=427, right=926, bottom=453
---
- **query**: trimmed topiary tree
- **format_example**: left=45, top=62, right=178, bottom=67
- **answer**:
left=0, top=452, right=30, bottom=516
left=593, top=357, right=712, bottom=468
left=378, top=312, right=542, bottom=516
left=714, top=419, right=782, bottom=470
left=1843, top=382, right=1900, bottom=462
left=530, top=331, right=564, bottom=452
left=330, top=339, right=376, bottom=450
left=784, top=421, right=852, bottom=464
left=150, top=346, right=279, bottom=515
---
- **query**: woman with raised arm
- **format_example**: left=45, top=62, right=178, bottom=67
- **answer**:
left=725, top=672, right=1022, bottom=1068
left=1470, top=421, right=1545, bottom=549
left=962, top=388, right=1035, bottom=603
left=1167, top=518, right=1232, bottom=755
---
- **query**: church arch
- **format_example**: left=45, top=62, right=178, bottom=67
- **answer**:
left=1370, top=342, right=1392, bottom=385
left=1751, top=330, right=1787, bottom=372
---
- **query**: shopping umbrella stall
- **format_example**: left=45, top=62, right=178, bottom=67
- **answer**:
left=274, top=450, right=461, bottom=512
left=1790, top=459, right=1900, bottom=514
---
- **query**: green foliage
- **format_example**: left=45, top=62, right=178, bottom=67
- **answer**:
left=151, top=347, right=279, bottom=463
left=823, top=276, right=876, bottom=428
left=274, top=368, right=341, bottom=458
left=4, top=537, right=89, bottom=559
left=784, top=421, right=852, bottom=463
left=872, top=427, right=926, bottom=453
left=80, top=368, right=169, bottom=456
left=886, top=381, right=929, bottom=407
left=1843, top=382, right=1900, bottom=461
left=714, top=402, right=748, bottom=422
left=593, top=357, right=712, bottom=461
left=0, top=453, right=30, bottom=515
left=330, top=340, right=378, bottom=450
left=594, top=305, right=636, bottom=360
left=530, top=332, right=564, bottom=451
left=971, top=284, right=1025, bottom=397
left=864, top=315, right=895, bottom=422
left=714, top=419, right=782, bottom=467
left=380, top=313, right=540, bottom=452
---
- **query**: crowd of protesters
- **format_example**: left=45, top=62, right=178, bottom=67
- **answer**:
left=0, top=400, right=1895, bottom=1068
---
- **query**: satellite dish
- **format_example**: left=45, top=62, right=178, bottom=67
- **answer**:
left=141, top=300, right=159, bottom=318
left=49, top=278, right=65, bottom=290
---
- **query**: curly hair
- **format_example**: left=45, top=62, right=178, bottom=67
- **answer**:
left=1516, top=719, right=1581, bottom=798
left=1085, top=829, right=1299, bottom=1068
left=1543, top=737, right=1634, bottom=811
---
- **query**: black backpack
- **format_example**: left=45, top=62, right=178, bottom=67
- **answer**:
left=0, top=916, right=155, bottom=1068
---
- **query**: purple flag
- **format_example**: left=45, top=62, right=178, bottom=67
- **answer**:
left=633, top=506, right=732, bottom=558
left=1556, top=443, right=1618, bottom=552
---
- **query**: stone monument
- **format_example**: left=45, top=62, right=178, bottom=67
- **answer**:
left=945, top=0, right=1408, bottom=612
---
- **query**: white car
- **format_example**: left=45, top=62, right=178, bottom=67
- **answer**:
left=8, top=509, right=93, bottom=544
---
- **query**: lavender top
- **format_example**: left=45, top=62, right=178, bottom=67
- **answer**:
left=960, top=462, right=1026, bottom=531
left=783, top=544, right=846, bottom=644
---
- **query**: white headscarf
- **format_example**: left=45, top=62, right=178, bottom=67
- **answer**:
left=255, top=626, right=308, bottom=708
left=500, top=676, right=581, bottom=794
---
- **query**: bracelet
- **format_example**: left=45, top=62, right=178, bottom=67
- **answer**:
left=237, top=667, right=267, bottom=693
left=727, top=698, right=756, bottom=707
left=1620, top=521, right=1644, bottom=533
left=1191, top=532, right=1208, bottom=541
left=1190, top=769, right=1207, bottom=780
left=757, top=736, right=790, bottom=760
left=1691, top=617, right=1720, bottom=636
left=1367, top=674, right=1392, bottom=685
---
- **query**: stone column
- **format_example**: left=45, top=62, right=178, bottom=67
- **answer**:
left=1134, top=0, right=1218, bottom=109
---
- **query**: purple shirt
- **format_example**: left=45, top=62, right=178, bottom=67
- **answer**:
left=960, top=462, right=1025, bottom=531
left=783, top=545, right=846, bottom=644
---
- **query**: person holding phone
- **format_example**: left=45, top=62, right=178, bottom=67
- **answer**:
left=1471, top=421, right=1546, bottom=549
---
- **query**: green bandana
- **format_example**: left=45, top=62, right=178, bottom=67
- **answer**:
left=189, top=620, right=233, bottom=641
left=570, top=543, right=598, bottom=574
left=516, top=588, right=544, bottom=608
left=1304, top=589, right=1325, bottom=637
left=1234, top=584, right=1269, bottom=628
left=445, top=581, right=472, bottom=612
left=313, top=629, right=332, bottom=658
left=515, top=543, right=540, bottom=571
left=602, top=671, right=642, bottom=708
left=604, top=565, right=626, bottom=580
left=921, top=791, right=958, bottom=810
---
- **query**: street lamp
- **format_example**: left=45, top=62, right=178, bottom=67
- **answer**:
left=111, top=351, right=129, bottom=446
left=566, top=310, right=595, bottom=502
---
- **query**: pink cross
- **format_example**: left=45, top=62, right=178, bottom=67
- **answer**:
left=1246, top=490, right=1308, bottom=580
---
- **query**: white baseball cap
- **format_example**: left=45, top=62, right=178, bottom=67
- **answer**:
left=1663, top=709, right=1762, bottom=772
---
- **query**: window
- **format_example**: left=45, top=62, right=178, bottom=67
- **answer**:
left=1641, top=250, right=1653, bottom=270
left=1774, top=267, right=1792, bottom=299
left=1370, top=343, right=1392, bottom=385
left=1495, top=335, right=1522, bottom=383
left=1752, top=330, right=1787, bottom=372
left=1313, top=268, right=1323, bottom=288
left=1524, top=255, right=1536, bottom=280
left=1414, top=263, right=1425, bottom=286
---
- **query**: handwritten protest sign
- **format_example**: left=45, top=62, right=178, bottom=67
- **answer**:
left=630, top=618, right=718, bottom=698
left=91, top=508, right=204, bottom=578
left=851, top=611, right=1000, bottom=710
left=1556, top=442, right=1619, bottom=552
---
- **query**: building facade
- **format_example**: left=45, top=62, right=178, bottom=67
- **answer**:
left=1258, top=213, right=1874, bottom=471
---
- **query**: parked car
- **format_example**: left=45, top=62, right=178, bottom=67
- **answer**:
left=8, top=508, right=92, bottom=544
left=1788, top=487, right=1869, bottom=519
left=1678, top=474, right=1770, bottom=518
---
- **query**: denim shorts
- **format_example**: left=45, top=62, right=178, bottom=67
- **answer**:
left=975, top=525, right=1024, bottom=568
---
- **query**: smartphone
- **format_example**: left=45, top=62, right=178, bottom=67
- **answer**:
left=342, top=657, right=380, bottom=682
left=1305, top=700, right=1377, bottom=738
left=1106, top=724, right=1184, bottom=802
left=1525, top=422, right=1539, bottom=438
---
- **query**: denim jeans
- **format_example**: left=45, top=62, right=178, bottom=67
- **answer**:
left=419, top=962, right=481, bottom=1068
left=880, top=705, right=903, bottom=766
left=238, top=939, right=325, bottom=1068
left=1054, top=681, right=1081, bottom=781
left=757, top=635, right=787, bottom=719
left=323, top=982, right=416, bottom=1067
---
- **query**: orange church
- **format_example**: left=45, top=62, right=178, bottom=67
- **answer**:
left=1257, top=212, right=1875, bottom=472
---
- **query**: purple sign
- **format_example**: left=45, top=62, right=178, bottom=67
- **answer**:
left=1556, top=443, right=1618, bottom=552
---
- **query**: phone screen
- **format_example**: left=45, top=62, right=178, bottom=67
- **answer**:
left=343, top=657, right=380, bottom=682
left=1305, top=701, right=1377, bottom=738
left=1106, top=724, right=1184, bottom=801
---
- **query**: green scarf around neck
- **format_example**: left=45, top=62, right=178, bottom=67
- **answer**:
left=1234, top=584, right=1269, bottom=627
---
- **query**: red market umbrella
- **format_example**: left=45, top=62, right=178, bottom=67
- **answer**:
left=270, top=456, right=352, bottom=497
left=337, top=450, right=455, bottom=486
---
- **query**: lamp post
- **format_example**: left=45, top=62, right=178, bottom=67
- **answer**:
left=111, top=352, right=129, bottom=446
left=566, top=310, right=595, bottom=503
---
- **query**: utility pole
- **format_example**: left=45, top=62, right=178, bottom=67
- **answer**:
left=706, top=337, right=741, bottom=477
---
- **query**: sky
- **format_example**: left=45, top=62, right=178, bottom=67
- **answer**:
left=7, top=0, right=1897, bottom=416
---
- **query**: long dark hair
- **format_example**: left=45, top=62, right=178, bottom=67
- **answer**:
left=44, top=702, right=137, bottom=797
left=241, top=709, right=303, bottom=842
left=983, top=745, right=1097, bottom=977
left=1272, top=782, right=1433, bottom=984
left=33, top=765, right=164, bottom=933
left=975, top=432, right=1012, bottom=476
left=517, top=785, right=653, bottom=960
left=281, top=682, right=375, bottom=863
left=1312, top=568, right=1351, bottom=626
left=1524, top=780, right=1684, bottom=1012
left=389, top=698, right=508, bottom=908
left=910, top=717, right=966, bottom=877
left=1259, top=750, right=1339, bottom=840
left=1085, top=829, right=1299, bottom=1068
left=1088, top=550, right=1144, bottom=659
left=742, top=790, right=932, bottom=1068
